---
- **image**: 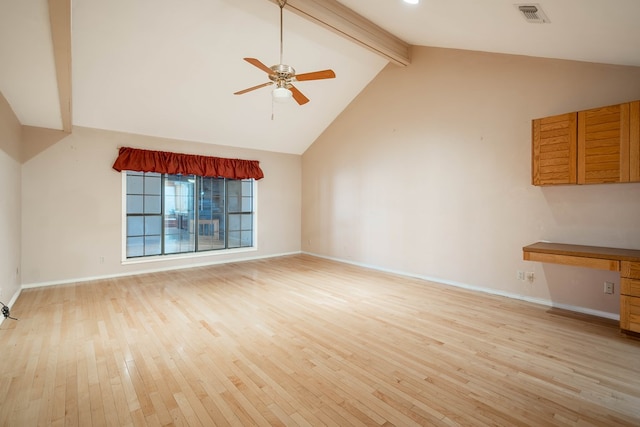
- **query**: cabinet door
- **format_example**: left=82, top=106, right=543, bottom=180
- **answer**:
left=577, top=103, right=630, bottom=184
left=532, top=112, right=577, bottom=185
left=631, top=101, right=640, bottom=182
left=621, top=295, right=640, bottom=333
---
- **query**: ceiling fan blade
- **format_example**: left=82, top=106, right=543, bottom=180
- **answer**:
left=244, top=58, right=274, bottom=74
left=289, top=85, right=310, bottom=105
left=234, top=82, right=273, bottom=95
left=295, top=69, right=336, bottom=81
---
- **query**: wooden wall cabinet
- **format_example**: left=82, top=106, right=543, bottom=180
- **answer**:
left=532, top=100, right=640, bottom=186
left=532, top=112, right=577, bottom=185
left=578, top=103, right=630, bottom=184
left=632, top=101, right=640, bottom=182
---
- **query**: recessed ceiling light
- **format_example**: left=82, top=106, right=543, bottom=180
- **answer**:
left=404, top=0, right=419, bottom=4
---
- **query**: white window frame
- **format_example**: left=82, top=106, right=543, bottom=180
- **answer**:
left=120, top=172, right=258, bottom=264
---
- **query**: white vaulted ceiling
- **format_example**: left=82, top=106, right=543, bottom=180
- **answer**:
left=2, top=0, right=640, bottom=154
left=0, top=0, right=62, bottom=130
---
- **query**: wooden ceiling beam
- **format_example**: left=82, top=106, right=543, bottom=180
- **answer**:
left=48, top=0, right=72, bottom=132
left=269, top=0, right=411, bottom=66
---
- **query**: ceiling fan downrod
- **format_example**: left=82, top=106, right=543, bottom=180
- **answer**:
left=278, top=0, right=287, bottom=65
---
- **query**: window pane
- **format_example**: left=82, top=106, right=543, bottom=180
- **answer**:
left=127, top=216, right=144, bottom=236
left=240, top=213, right=252, bottom=229
left=165, top=242, right=179, bottom=254
left=227, top=180, right=241, bottom=212
left=210, top=179, right=225, bottom=215
left=196, top=177, right=223, bottom=253
left=165, top=174, right=195, bottom=255
left=144, top=236, right=161, bottom=255
left=241, top=180, right=252, bottom=195
left=127, top=237, right=144, bottom=257
left=127, top=195, right=143, bottom=214
left=199, top=178, right=213, bottom=220
left=241, top=197, right=252, bottom=212
left=228, top=180, right=241, bottom=194
left=144, top=195, right=161, bottom=214
left=165, top=215, right=179, bottom=236
left=145, top=174, right=162, bottom=195
left=240, top=231, right=252, bottom=247
left=145, top=216, right=162, bottom=235
left=198, top=231, right=222, bottom=251
left=165, top=235, right=181, bottom=254
left=165, top=229, right=194, bottom=254
left=164, top=228, right=182, bottom=254
left=228, top=197, right=239, bottom=212
left=182, top=230, right=195, bottom=252
left=165, top=185, right=176, bottom=214
left=228, top=214, right=240, bottom=231
left=127, top=175, right=144, bottom=194
left=228, top=231, right=241, bottom=248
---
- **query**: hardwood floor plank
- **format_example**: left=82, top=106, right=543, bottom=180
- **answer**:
left=1, top=255, right=639, bottom=426
left=64, top=360, right=79, bottom=427
left=77, top=342, right=93, bottom=427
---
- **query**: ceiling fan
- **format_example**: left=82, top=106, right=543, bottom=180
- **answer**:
left=234, top=0, right=336, bottom=105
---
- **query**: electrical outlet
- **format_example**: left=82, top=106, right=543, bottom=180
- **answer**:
left=604, top=282, right=614, bottom=294
left=526, top=272, right=535, bottom=283
left=517, top=270, right=525, bottom=281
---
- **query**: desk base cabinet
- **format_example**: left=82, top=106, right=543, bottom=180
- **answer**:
left=621, top=297, right=640, bottom=333
left=621, top=262, right=640, bottom=333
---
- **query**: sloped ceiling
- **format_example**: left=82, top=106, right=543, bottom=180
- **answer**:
left=2, top=0, right=640, bottom=155
left=341, top=0, right=640, bottom=67
left=0, top=0, right=62, bottom=130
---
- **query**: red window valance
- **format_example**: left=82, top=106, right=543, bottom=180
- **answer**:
left=112, top=146, right=264, bottom=180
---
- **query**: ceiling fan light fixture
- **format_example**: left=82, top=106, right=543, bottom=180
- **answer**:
left=272, top=86, right=293, bottom=102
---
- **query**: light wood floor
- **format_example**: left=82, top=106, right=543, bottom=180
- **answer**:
left=2, top=255, right=640, bottom=426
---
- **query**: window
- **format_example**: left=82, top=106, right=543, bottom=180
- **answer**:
left=125, top=171, right=254, bottom=259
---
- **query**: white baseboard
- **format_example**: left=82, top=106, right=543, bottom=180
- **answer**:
left=17, top=250, right=620, bottom=323
left=303, top=251, right=620, bottom=321
left=21, top=251, right=301, bottom=290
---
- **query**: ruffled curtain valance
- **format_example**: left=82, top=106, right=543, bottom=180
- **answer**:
left=112, top=147, right=264, bottom=180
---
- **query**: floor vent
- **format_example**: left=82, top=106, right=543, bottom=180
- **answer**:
left=515, top=4, right=550, bottom=23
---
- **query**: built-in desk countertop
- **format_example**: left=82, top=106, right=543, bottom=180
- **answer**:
left=523, top=242, right=640, bottom=335
left=523, top=242, right=640, bottom=271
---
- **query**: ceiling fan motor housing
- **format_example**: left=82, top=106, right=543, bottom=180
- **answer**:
left=269, top=64, right=296, bottom=83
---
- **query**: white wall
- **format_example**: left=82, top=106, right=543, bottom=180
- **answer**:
left=0, top=92, right=22, bottom=308
left=21, top=126, right=301, bottom=285
left=302, top=47, right=640, bottom=318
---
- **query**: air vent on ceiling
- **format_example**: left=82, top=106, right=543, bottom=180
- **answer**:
left=515, top=4, right=550, bottom=23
